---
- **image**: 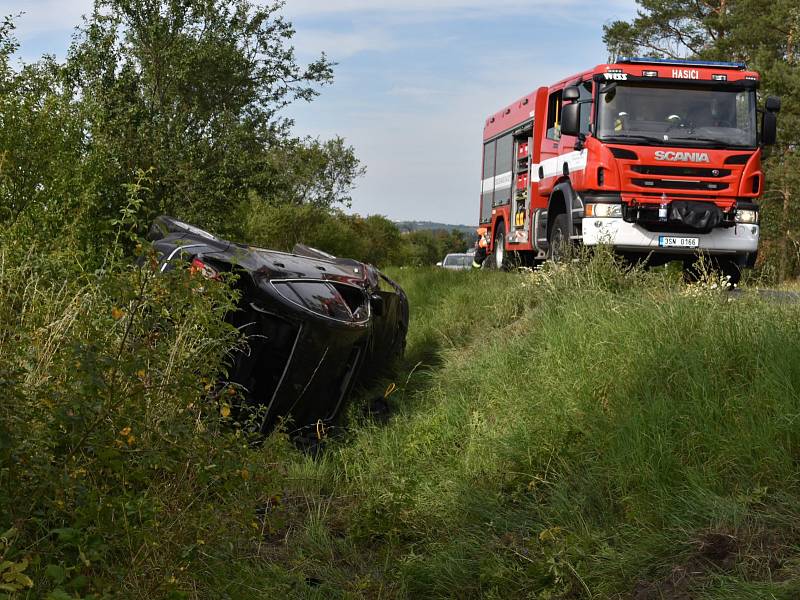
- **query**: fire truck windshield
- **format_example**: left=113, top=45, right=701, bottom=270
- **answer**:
left=596, top=83, right=757, bottom=149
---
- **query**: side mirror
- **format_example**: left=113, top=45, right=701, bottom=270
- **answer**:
left=370, top=294, right=385, bottom=317
left=563, top=86, right=580, bottom=101
left=436, top=261, right=443, bottom=267
left=762, top=111, right=777, bottom=146
left=561, top=102, right=581, bottom=137
left=765, top=96, right=781, bottom=113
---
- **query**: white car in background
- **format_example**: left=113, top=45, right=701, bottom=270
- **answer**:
left=437, top=253, right=473, bottom=271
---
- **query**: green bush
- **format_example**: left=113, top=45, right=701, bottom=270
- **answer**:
left=0, top=233, right=295, bottom=598
left=238, top=201, right=468, bottom=268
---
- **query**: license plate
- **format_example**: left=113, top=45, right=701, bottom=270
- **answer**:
left=659, top=236, right=699, bottom=248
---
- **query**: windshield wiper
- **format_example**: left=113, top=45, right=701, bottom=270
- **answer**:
left=600, top=134, right=666, bottom=145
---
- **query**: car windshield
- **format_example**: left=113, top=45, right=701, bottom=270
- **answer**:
left=596, top=83, right=757, bottom=148
left=444, top=255, right=471, bottom=267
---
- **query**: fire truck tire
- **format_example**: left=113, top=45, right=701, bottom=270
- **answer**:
left=493, top=224, right=508, bottom=270
left=682, top=259, right=701, bottom=283
left=548, top=214, right=570, bottom=262
left=718, top=257, right=743, bottom=287
left=683, top=256, right=743, bottom=287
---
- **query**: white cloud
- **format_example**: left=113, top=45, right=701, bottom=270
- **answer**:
left=4, top=0, right=92, bottom=34
left=285, top=0, right=630, bottom=17
left=292, top=26, right=399, bottom=59
left=292, top=57, right=574, bottom=224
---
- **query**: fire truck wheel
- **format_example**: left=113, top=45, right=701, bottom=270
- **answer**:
left=548, top=214, right=570, bottom=263
left=493, top=225, right=508, bottom=270
left=718, top=257, right=743, bottom=287
left=682, top=259, right=702, bottom=283
left=683, top=256, right=743, bottom=287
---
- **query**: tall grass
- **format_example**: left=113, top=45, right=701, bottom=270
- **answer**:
left=273, top=254, right=800, bottom=599
left=5, top=242, right=800, bottom=598
left=0, top=237, right=296, bottom=599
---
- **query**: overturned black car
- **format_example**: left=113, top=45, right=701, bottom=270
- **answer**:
left=148, top=216, right=409, bottom=434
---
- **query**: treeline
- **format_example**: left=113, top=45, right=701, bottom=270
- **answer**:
left=0, top=2, right=366, bottom=263
left=605, top=0, right=800, bottom=280
left=0, top=3, right=468, bottom=269
left=238, top=203, right=470, bottom=266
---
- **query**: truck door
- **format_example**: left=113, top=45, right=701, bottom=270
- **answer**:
left=538, top=88, right=563, bottom=198
left=557, top=80, right=593, bottom=191
left=480, top=140, right=496, bottom=224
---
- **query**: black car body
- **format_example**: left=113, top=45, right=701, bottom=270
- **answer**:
left=148, top=216, right=409, bottom=433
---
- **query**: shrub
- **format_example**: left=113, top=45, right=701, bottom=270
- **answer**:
left=0, top=234, right=294, bottom=598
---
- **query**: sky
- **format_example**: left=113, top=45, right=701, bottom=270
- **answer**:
left=5, top=0, right=638, bottom=225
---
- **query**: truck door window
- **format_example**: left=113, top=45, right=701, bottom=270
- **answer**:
left=546, top=90, right=563, bottom=141
left=494, top=134, right=513, bottom=205
left=579, top=80, right=593, bottom=136
left=482, top=140, right=496, bottom=209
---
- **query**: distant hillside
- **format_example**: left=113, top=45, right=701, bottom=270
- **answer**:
left=395, top=221, right=476, bottom=237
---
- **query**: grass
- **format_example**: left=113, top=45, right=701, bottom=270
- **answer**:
left=6, top=247, right=800, bottom=598
left=255, top=254, right=800, bottom=599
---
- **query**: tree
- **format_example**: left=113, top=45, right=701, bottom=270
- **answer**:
left=65, top=0, right=345, bottom=234
left=603, top=1, right=736, bottom=61
left=257, top=136, right=366, bottom=209
left=0, top=1, right=365, bottom=260
left=0, top=19, right=88, bottom=247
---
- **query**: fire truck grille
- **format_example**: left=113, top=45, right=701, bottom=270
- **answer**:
left=632, top=178, right=730, bottom=192
left=631, top=165, right=731, bottom=178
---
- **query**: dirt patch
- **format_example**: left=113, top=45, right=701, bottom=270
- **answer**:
left=632, top=530, right=740, bottom=600
left=633, top=565, right=693, bottom=600
left=631, top=525, right=800, bottom=599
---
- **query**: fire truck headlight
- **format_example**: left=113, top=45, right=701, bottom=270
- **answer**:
left=735, top=209, right=759, bottom=224
left=585, top=203, right=622, bottom=218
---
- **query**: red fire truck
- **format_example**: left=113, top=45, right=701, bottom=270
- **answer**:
left=479, top=57, right=781, bottom=283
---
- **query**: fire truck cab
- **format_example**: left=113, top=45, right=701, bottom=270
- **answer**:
left=479, top=57, right=781, bottom=283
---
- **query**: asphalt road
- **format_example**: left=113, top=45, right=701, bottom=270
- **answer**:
left=730, top=288, right=800, bottom=302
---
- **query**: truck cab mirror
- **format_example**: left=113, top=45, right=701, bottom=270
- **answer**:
left=561, top=102, right=581, bottom=137
left=563, top=86, right=580, bottom=101
left=765, top=96, right=781, bottom=113
left=762, top=111, right=778, bottom=146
